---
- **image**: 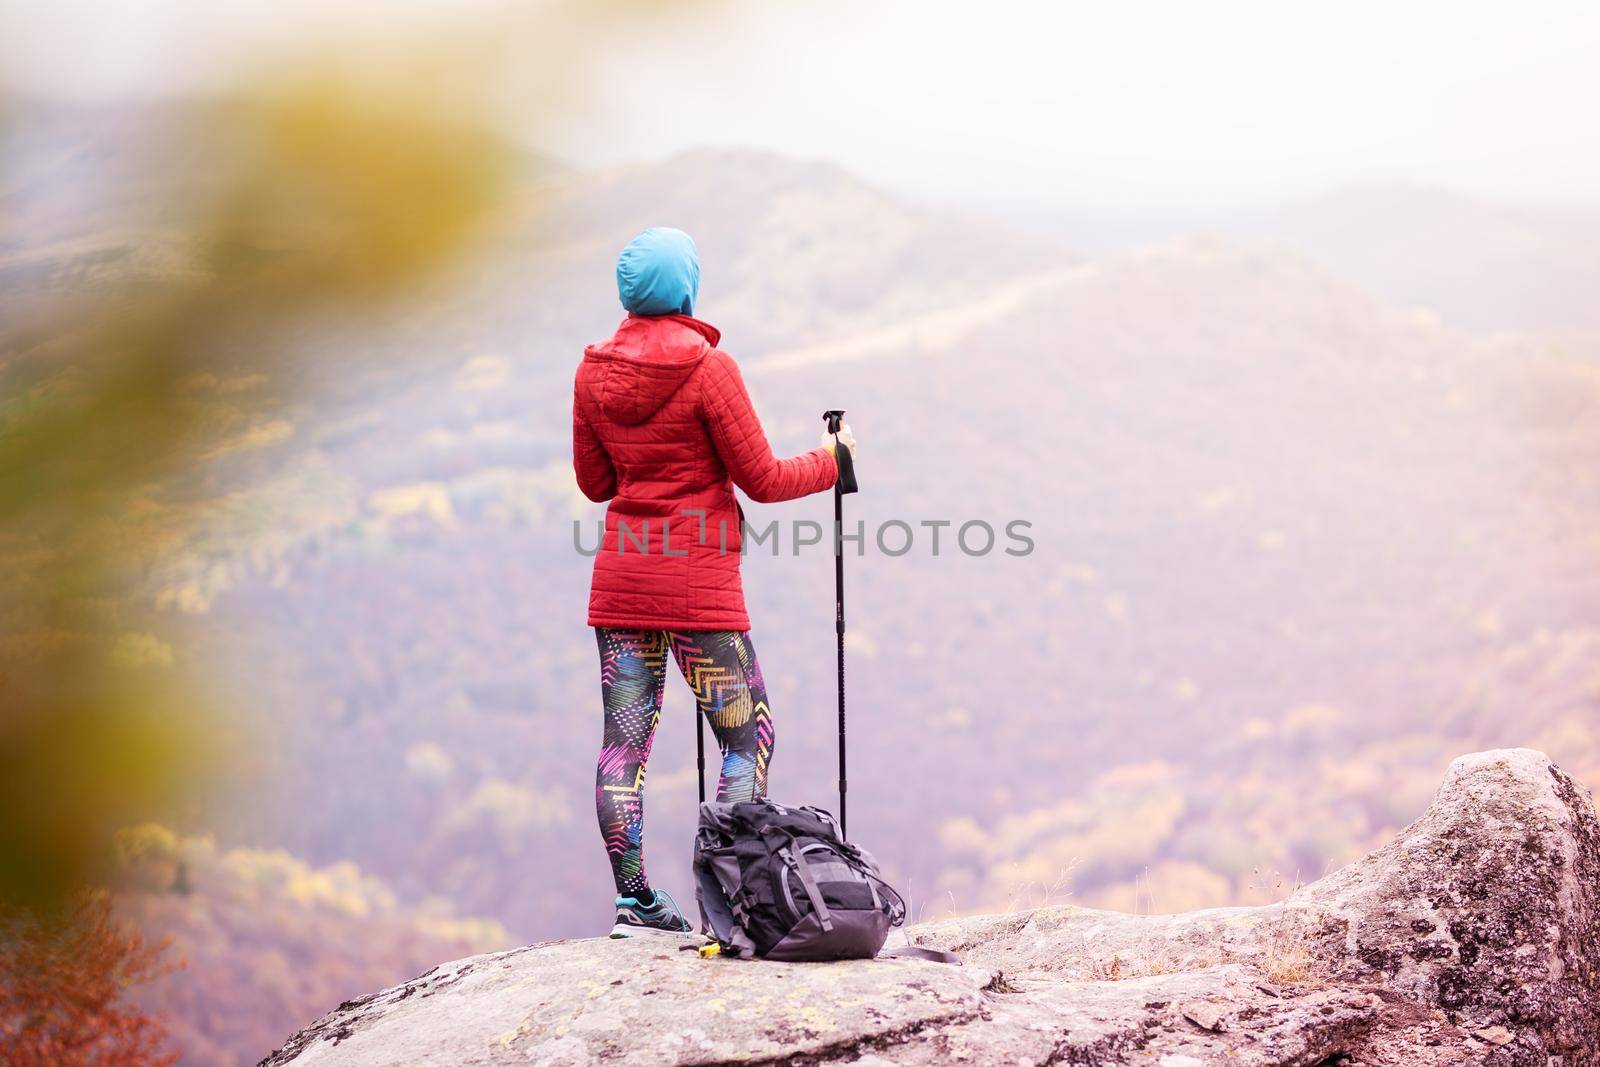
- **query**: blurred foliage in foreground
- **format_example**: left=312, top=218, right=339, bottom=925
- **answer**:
left=0, top=71, right=513, bottom=1064
left=0, top=891, right=178, bottom=1066
left=0, top=77, right=510, bottom=912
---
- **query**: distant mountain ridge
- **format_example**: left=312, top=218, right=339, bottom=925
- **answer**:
left=1005, top=180, right=1600, bottom=337
left=1256, top=181, right=1600, bottom=335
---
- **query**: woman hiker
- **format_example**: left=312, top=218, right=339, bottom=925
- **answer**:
left=573, top=227, right=858, bottom=937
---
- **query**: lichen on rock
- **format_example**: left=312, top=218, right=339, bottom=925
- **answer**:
left=259, top=749, right=1600, bottom=1066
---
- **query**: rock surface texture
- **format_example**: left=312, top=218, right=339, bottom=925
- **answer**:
left=260, top=749, right=1599, bottom=1066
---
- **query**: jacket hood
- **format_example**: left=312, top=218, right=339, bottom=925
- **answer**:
left=582, top=314, right=721, bottom=425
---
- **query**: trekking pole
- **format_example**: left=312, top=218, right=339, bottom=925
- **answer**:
left=822, top=410, right=858, bottom=837
left=696, top=715, right=706, bottom=804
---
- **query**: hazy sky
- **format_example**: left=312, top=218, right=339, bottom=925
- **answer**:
left=5, top=0, right=1597, bottom=209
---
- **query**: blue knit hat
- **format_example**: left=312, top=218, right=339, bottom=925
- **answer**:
left=615, top=227, right=700, bottom=317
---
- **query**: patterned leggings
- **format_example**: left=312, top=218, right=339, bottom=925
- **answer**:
left=594, top=628, right=774, bottom=897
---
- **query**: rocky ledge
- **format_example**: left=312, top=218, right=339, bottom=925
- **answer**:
left=261, top=749, right=1599, bottom=1066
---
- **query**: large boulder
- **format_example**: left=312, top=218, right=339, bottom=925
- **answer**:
left=260, top=749, right=1599, bottom=1066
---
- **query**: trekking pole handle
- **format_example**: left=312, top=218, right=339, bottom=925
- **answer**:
left=822, top=410, right=858, bottom=495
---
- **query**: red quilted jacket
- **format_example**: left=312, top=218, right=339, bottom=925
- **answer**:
left=573, top=314, right=838, bottom=631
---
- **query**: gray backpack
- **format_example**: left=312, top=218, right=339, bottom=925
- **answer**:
left=692, top=800, right=905, bottom=961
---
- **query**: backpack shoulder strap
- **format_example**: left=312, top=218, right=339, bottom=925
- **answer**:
left=782, top=846, right=835, bottom=932
left=879, top=944, right=961, bottom=965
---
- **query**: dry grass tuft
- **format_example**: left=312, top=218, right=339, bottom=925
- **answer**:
left=1259, top=922, right=1318, bottom=986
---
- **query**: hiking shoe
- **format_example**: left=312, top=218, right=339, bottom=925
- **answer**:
left=610, top=890, right=692, bottom=938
